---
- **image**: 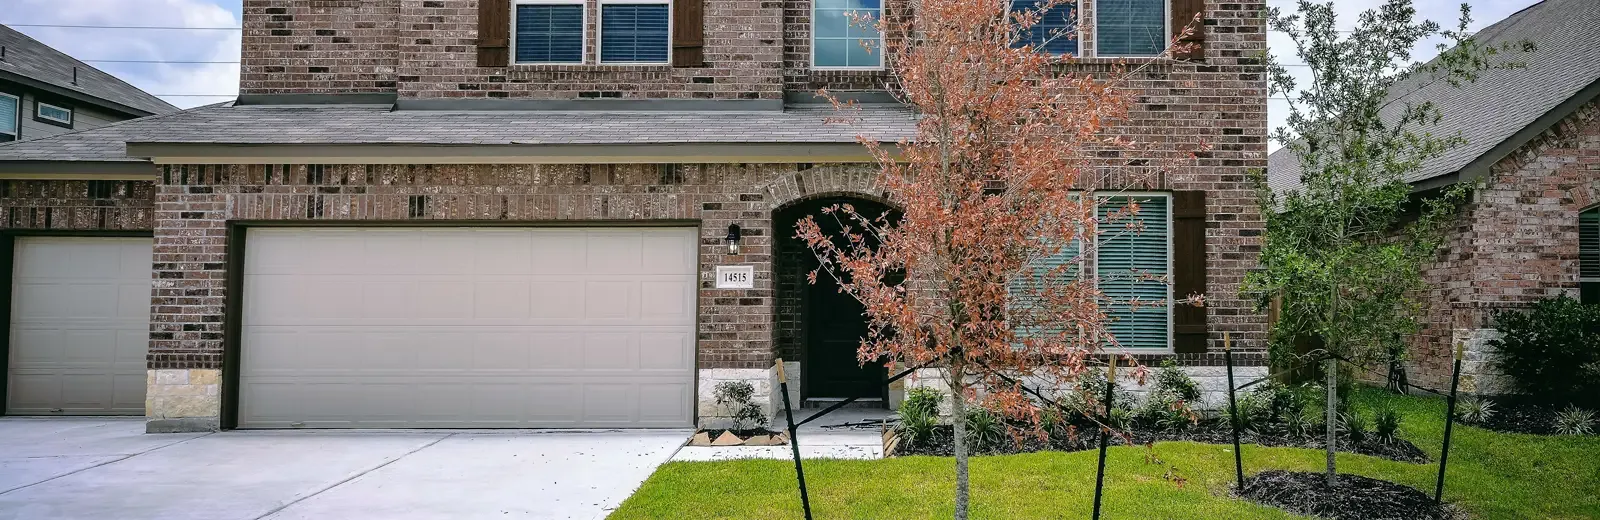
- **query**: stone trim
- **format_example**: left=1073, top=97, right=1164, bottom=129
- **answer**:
left=145, top=369, right=221, bottom=433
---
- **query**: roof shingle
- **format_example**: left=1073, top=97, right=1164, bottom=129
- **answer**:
left=0, top=24, right=179, bottom=116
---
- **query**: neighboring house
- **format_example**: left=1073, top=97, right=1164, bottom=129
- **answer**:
left=0, top=0, right=1268, bottom=433
left=1267, top=0, right=1600, bottom=395
left=0, top=24, right=177, bottom=143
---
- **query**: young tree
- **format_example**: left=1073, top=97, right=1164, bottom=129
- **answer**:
left=1246, top=0, right=1528, bottom=486
left=797, top=1, right=1204, bottom=516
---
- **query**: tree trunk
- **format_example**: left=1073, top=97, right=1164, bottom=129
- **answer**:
left=1324, top=357, right=1338, bottom=487
left=950, top=368, right=970, bottom=520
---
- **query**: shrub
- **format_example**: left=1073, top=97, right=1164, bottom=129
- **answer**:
left=896, top=388, right=944, bottom=446
left=1490, top=295, right=1600, bottom=408
left=963, top=405, right=1006, bottom=451
left=1136, top=392, right=1194, bottom=432
left=712, top=381, right=767, bottom=430
left=1553, top=406, right=1595, bottom=436
left=1156, top=359, right=1202, bottom=403
left=902, top=387, right=944, bottom=419
left=1248, top=380, right=1303, bottom=422
left=1373, top=407, right=1401, bottom=443
left=1456, top=396, right=1496, bottom=424
left=1227, top=392, right=1269, bottom=434
left=1283, top=406, right=1315, bottom=438
left=1342, top=411, right=1371, bottom=444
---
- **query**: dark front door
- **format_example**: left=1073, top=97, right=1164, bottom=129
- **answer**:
left=805, top=274, right=886, bottom=399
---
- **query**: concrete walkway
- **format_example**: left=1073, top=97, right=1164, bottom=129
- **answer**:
left=0, top=417, right=687, bottom=520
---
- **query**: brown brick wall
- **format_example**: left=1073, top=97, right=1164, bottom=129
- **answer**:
left=240, top=0, right=401, bottom=95
left=0, top=180, right=155, bottom=230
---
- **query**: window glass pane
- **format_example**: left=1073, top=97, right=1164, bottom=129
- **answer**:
left=0, top=95, right=17, bottom=136
left=1095, top=0, right=1165, bottom=56
left=38, top=104, right=71, bottom=123
left=813, top=2, right=882, bottom=67
left=601, top=4, right=671, bottom=63
left=516, top=4, right=585, bottom=64
left=1012, top=0, right=1078, bottom=56
left=1097, top=195, right=1170, bottom=349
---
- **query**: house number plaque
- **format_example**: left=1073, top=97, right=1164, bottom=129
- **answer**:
left=715, top=265, right=755, bottom=289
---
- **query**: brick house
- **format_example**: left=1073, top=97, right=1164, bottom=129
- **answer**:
left=1267, top=0, right=1600, bottom=395
left=1, top=0, right=1268, bottom=433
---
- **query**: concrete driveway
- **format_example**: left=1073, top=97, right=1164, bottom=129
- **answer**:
left=0, top=417, right=688, bottom=520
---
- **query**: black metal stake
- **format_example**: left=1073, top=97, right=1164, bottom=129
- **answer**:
left=1225, top=334, right=1245, bottom=492
left=776, top=359, right=813, bottom=520
left=1435, top=344, right=1464, bottom=505
left=1092, top=362, right=1116, bottom=520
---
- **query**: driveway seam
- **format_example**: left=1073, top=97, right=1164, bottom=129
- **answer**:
left=0, top=431, right=216, bottom=495
left=250, top=433, right=456, bottom=520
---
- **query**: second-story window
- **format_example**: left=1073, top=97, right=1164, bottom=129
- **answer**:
left=812, top=0, right=883, bottom=69
left=1011, top=0, right=1078, bottom=56
left=0, top=93, right=18, bottom=142
left=599, top=0, right=671, bottom=64
left=514, top=0, right=586, bottom=64
left=1095, top=0, right=1167, bottom=57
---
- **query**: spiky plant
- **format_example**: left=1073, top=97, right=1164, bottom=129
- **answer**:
left=1553, top=406, right=1595, bottom=436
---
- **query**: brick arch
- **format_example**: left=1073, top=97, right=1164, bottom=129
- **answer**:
left=1567, top=180, right=1600, bottom=213
left=761, top=164, right=889, bottom=211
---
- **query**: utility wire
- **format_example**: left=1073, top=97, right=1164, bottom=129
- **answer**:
left=82, top=59, right=240, bottom=64
left=1, top=23, right=241, bottom=30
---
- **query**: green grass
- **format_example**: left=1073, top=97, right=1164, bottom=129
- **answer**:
left=611, top=388, right=1600, bottom=519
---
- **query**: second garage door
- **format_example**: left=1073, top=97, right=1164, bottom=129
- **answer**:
left=238, top=227, right=697, bottom=428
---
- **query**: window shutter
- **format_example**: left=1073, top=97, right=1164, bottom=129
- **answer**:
left=478, top=0, right=512, bottom=67
left=1172, top=190, right=1207, bottom=353
left=1581, top=210, right=1599, bottom=279
left=672, top=0, right=705, bottom=67
left=1170, top=0, right=1205, bottom=61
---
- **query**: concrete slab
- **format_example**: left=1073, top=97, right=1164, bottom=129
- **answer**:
left=262, top=430, right=688, bottom=520
left=0, top=430, right=446, bottom=520
left=0, top=417, right=208, bottom=495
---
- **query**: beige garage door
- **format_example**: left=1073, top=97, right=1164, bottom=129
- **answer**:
left=7, top=237, right=151, bottom=415
left=238, top=227, right=697, bottom=428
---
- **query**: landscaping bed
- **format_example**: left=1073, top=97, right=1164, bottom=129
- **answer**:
left=1238, top=470, right=1457, bottom=520
left=890, top=422, right=1428, bottom=463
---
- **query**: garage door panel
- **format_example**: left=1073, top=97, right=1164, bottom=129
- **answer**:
left=239, top=227, right=696, bottom=428
left=7, top=237, right=152, bottom=415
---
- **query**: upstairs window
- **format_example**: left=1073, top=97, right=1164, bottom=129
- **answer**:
left=0, top=93, right=17, bottom=142
left=1582, top=208, right=1599, bottom=305
left=514, top=0, right=586, bottom=64
left=812, top=0, right=883, bottom=69
left=1095, top=0, right=1166, bottom=57
left=600, top=1, right=671, bottom=64
left=1011, top=0, right=1078, bottom=56
left=35, top=101, right=73, bottom=128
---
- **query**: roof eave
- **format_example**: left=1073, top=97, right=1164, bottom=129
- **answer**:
left=0, top=70, right=163, bottom=118
left=0, top=160, right=159, bottom=179
left=1410, top=74, right=1600, bottom=194
left=125, top=142, right=890, bottom=165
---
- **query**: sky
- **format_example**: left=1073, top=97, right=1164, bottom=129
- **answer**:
left=2, top=0, right=1545, bottom=143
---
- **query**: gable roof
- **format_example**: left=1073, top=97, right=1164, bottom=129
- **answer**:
left=0, top=24, right=178, bottom=117
left=1267, top=0, right=1600, bottom=194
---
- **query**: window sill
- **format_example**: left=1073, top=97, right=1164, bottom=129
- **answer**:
left=508, top=63, right=675, bottom=71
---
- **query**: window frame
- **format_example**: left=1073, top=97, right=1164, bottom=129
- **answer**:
left=1581, top=206, right=1599, bottom=305
left=34, top=100, right=74, bottom=128
left=0, top=92, right=19, bottom=142
left=1093, top=191, right=1174, bottom=352
left=1009, top=0, right=1082, bottom=57
left=510, top=0, right=591, bottom=66
left=809, top=0, right=886, bottom=71
left=1092, top=0, right=1171, bottom=59
left=596, top=0, right=674, bottom=65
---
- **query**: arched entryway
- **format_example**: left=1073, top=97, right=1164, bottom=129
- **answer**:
left=773, top=195, right=901, bottom=406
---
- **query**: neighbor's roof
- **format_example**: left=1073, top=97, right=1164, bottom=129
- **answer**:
left=1267, top=0, right=1600, bottom=193
left=0, top=25, right=178, bottom=116
left=0, top=104, right=213, bottom=165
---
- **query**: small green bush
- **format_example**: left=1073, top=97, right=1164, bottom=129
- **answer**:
left=1491, top=295, right=1600, bottom=408
left=1456, top=396, right=1496, bottom=424
left=1373, top=407, right=1401, bottom=443
left=1248, top=380, right=1305, bottom=422
left=712, top=381, right=767, bottom=430
left=896, top=388, right=944, bottom=446
left=902, top=387, right=944, bottom=419
left=963, top=405, right=1006, bottom=451
left=1156, top=359, right=1202, bottom=402
left=1342, top=411, right=1371, bottom=444
left=1553, top=406, right=1595, bottom=436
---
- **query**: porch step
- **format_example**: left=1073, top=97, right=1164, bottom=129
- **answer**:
left=801, top=397, right=887, bottom=409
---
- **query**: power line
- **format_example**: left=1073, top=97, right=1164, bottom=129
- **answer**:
left=154, top=94, right=236, bottom=97
left=2, top=23, right=241, bottom=30
left=81, top=59, right=240, bottom=64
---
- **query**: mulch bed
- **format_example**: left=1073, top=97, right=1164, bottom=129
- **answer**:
left=891, top=423, right=1429, bottom=463
left=1238, top=470, right=1459, bottom=520
left=1457, top=395, right=1563, bottom=435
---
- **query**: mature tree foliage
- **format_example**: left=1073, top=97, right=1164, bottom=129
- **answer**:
left=1246, top=0, right=1528, bottom=486
left=797, top=0, right=1204, bottom=516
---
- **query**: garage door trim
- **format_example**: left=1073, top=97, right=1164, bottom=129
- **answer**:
left=1, top=229, right=154, bottom=417
left=220, top=220, right=702, bottom=430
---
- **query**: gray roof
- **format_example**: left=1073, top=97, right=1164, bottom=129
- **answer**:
left=0, top=24, right=178, bottom=116
left=0, top=102, right=915, bottom=166
left=1267, top=0, right=1600, bottom=193
left=120, top=103, right=915, bottom=146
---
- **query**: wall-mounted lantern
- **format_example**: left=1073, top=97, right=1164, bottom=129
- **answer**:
left=725, top=224, right=742, bottom=255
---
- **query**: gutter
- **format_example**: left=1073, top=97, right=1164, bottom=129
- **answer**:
left=125, top=142, right=887, bottom=165
left=0, top=160, right=159, bottom=179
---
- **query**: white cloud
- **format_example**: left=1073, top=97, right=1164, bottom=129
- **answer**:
left=8, top=0, right=240, bottom=109
left=1266, top=0, right=1542, bottom=152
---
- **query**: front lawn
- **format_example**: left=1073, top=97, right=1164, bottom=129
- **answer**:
left=610, top=388, right=1600, bottom=519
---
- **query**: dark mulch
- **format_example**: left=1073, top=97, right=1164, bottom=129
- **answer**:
left=1238, top=470, right=1459, bottom=520
left=698, top=427, right=784, bottom=439
left=892, top=423, right=1429, bottom=463
left=1457, top=395, right=1562, bottom=435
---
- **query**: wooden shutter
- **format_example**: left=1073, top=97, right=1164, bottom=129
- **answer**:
left=672, top=0, right=705, bottom=67
left=1172, top=190, right=1207, bottom=353
left=478, top=0, right=512, bottom=67
left=1170, top=0, right=1205, bottom=61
